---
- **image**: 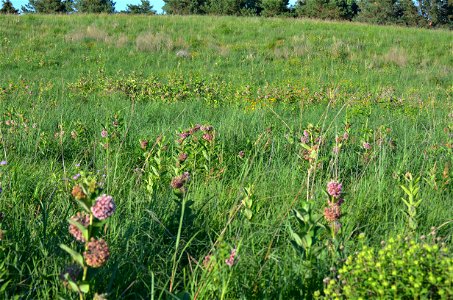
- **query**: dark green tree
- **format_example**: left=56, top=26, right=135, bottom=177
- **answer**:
left=398, top=0, right=424, bottom=26
left=0, top=0, right=19, bottom=13
left=296, top=0, right=357, bottom=20
left=22, top=0, right=72, bottom=13
left=203, top=0, right=261, bottom=15
left=75, top=0, right=115, bottom=12
left=163, top=0, right=206, bottom=14
left=260, top=0, right=289, bottom=16
left=420, top=0, right=451, bottom=26
left=354, top=0, right=399, bottom=24
left=124, top=0, right=155, bottom=14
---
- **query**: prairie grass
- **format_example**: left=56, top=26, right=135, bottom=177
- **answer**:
left=0, top=14, right=452, bottom=299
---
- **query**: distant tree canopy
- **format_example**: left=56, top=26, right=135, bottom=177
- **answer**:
left=74, top=0, right=115, bottom=13
left=0, top=0, right=19, bottom=13
left=21, top=0, right=72, bottom=13
left=124, top=0, right=155, bottom=14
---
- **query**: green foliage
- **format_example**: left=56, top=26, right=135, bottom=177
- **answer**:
left=260, top=0, right=289, bottom=16
left=22, top=0, right=72, bottom=13
left=354, top=0, right=400, bottom=24
left=0, top=14, right=451, bottom=299
left=0, top=0, right=18, bottom=14
left=124, top=0, right=155, bottom=14
left=74, top=0, right=114, bottom=13
left=163, top=0, right=206, bottom=14
left=295, top=0, right=358, bottom=20
left=320, top=234, right=453, bottom=299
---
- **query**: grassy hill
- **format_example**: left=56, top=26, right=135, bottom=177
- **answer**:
left=0, top=14, right=452, bottom=299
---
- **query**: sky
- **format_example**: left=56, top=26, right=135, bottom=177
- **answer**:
left=11, top=0, right=297, bottom=13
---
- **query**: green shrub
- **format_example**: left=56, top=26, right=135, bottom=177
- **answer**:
left=319, top=234, right=453, bottom=299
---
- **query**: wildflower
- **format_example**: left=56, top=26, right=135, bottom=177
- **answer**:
left=72, top=173, right=81, bottom=181
left=300, top=135, right=309, bottom=144
left=324, top=203, right=341, bottom=222
left=179, top=132, right=190, bottom=139
left=83, top=238, right=110, bottom=268
left=327, top=181, right=342, bottom=198
left=60, top=265, right=81, bottom=286
left=101, top=129, right=108, bottom=138
left=0, top=160, right=7, bottom=166
left=91, top=194, right=116, bottom=220
left=178, top=152, right=188, bottom=162
left=238, top=150, right=245, bottom=159
left=343, top=132, right=349, bottom=140
left=0, top=187, right=2, bottom=194
left=202, top=133, right=213, bottom=142
left=140, top=139, right=148, bottom=150
left=69, top=212, right=90, bottom=242
left=363, top=142, right=371, bottom=150
left=203, top=255, right=212, bottom=268
left=225, top=248, right=237, bottom=267
left=71, top=185, right=86, bottom=200
left=333, top=146, right=340, bottom=155
left=170, top=172, right=190, bottom=189
left=200, top=125, right=213, bottom=132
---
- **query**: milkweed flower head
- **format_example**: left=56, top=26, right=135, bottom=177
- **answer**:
left=91, top=194, right=116, bottom=220
left=327, top=181, right=342, bottom=199
left=83, top=238, right=110, bottom=268
left=363, top=142, right=371, bottom=150
left=71, top=185, right=86, bottom=200
left=69, top=212, right=90, bottom=242
left=324, top=203, right=341, bottom=222
left=225, top=248, right=238, bottom=267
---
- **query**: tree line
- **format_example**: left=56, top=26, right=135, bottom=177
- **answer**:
left=0, top=0, right=451, bottom=29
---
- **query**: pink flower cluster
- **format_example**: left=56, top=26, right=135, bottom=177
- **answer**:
left=170, top=172, right=190, bottom=189
left=225, top=248, right=237, bottom=267
left=327, top=181, right=342, bottom=199
left=83, top=238, right=110, bottom=268
left=91, top=194, right=116, bottom=220
left=69, top=212, right=90, bottom=242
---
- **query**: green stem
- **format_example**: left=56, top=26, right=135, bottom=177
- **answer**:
left=169, top=195, right=186, bottom=293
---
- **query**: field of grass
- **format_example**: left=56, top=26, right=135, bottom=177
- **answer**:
left=0, top=14, right=452, bottom=299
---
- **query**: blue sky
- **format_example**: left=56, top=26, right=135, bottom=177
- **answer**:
left=11, top=0, right=297, bottom=13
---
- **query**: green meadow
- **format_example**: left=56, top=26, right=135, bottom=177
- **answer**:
left=0, top=14, right=452, bottom=299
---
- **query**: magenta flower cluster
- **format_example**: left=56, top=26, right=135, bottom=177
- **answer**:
left=69, top=212, right=90, bottom=242
left=91, top=194, right=116, bottom=220
left=225, top=248, right=237, bottom=267
left=327, top=181, right=343, bottom=199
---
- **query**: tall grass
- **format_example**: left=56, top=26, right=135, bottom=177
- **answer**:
left=0, top=14, right=451, bottom=299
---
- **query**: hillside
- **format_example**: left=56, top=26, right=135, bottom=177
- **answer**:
left=0, top=14, right=452, bottom=299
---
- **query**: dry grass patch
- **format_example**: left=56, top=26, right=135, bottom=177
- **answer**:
left=135, top=32, right=175, bottom=52
left=382, top=47, right=408, bottom=67
left=65, top=25, right=110, bottom=43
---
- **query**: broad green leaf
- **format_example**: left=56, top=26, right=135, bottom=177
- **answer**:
left=60, top=244, right=84, bottom=267
left=79, top=283, right=90, bottom=293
